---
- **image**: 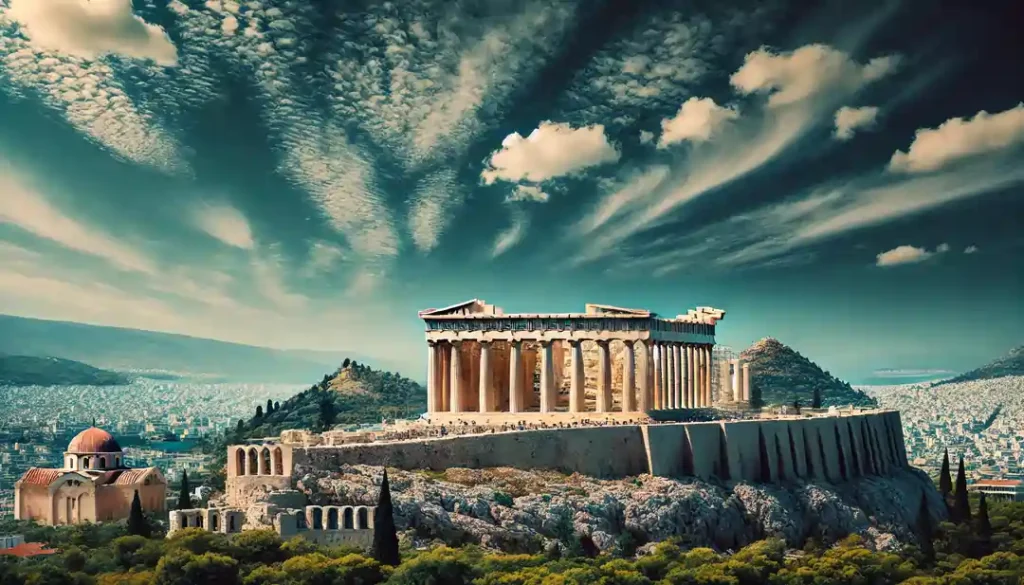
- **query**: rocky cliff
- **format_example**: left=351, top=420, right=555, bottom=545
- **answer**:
left=295, top=464, right=943, bottom=554
left=741, top=338, right=876, bottom=407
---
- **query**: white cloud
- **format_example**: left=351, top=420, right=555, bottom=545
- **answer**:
left=192, top=203, right=255, bottom=249
left=936, top=242, right=950, bottom=253
left=731, top=44, right=898, bottom=108
left=492, top=213, right=528, bottom=258
left=834, top=105, right=879, bottom=140
left=6, top=0, right=178, bottom=65
left=639, top=130, right=655, bottom=145
left=507, top=185, right=550, bottom=203
left=889, top=103, right=1024, bottom=173
left=250, top=254, right=306, bottom=310
left=408, top=169, right=459, bottom=253
left=875, top=244, right=946, bottom=267
left=570, top=43, right=897, bottom=266
left=657, top=97, right=738, bottom=148
left=481, top=121, right=620, bottom=184
left=0, top=161, right=155, bottom=273
left=0, top=5, right=191, bottom=173
left=964, top=245, right=979, bottom=254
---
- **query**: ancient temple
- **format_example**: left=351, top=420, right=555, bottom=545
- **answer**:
left=420, top=300, right=751, bottom=422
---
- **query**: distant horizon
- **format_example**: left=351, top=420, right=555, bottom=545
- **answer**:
left=3, top=310, right=1017, bottom=385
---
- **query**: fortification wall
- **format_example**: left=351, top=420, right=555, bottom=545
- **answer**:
left=291, top=411, right=908, bottom=482
left=293, top=426, right=650, bottom=479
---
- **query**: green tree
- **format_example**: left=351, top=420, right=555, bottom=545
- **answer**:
left=749, top=383, right=763, bottom=409
left=371, top=468, right=400, bottom=567
left=265, top=399, right=273, bottom=415
left=953, top=456, right=972, bottom=523
left=235, top=419, right=244, bottom=436
left=317, top=394, right=337, bottom=432
left=917, top=490, right=935, bottom=564
left=273, top=401, right=280, bottom=412
left=812, top=387, right=822, bottom=409
left=974, top=492, right=993, bottom=557
left=254, top=405, right=263, bottom=419
left=342, top=358, right=351, bottom=368
left=177, top=469, right=192, bottom=510
left=939, top=449, right=953, bottom=499
left=128, top=490, right=151, bottom=537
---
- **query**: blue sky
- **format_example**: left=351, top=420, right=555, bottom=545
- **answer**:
left=0, top=0, right=1021, bottom=382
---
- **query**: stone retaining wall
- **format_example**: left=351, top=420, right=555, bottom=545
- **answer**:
left=289, top=411, right=907, bottom=483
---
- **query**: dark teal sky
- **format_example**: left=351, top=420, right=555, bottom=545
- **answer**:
left=0, top=0, right=1021, bottom=382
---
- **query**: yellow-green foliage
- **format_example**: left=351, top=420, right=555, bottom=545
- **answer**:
left=4, top=501, right=1024, bottom=585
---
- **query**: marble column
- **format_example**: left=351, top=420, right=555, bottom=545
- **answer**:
left=681, top=345, right=690, bottom=408
left=449, top=341, right=463, bottom=413
left=427, top=342, right=438, bottom=413
left=686, top=345, right=695, bottom=408
left=622, top=341, right=636, bottom=412
left=672, top=343, right=683, bottom=409
left=597, top=340, right=611, bottom=412
left=704, top=346, right=713, bottom=406
left=568, top=340, right=585, bottom=413
left=478, top=342, right=493, bottom=412
left=663, top=344, right=671, bottom=407
left=742, top=362, right=751, bottom=402
left=440, top=343, right=451, bottom=412
left=539, top=341, right=556, bottom=413
left=652, top=344, right=662, bottom=409
left=666, top=343, right=677, bottom=409
left=695, top=346, right=705, bottom=407
left=508, top=341, right=522, bottom=413
left=732, top=359, right=741, bottom=402
left=639, top=341, right=653, bottom=412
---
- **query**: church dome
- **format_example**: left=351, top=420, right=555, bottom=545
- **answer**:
left=67, top=427, right=122, bottom=453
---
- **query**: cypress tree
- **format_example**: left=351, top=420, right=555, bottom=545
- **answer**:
left=371, top=468, right=400, bottom=566
left=177, top=469, right=192, bottom=510
left=266, top=398, right=274, bottom=414
left=939, top=449, right=953, bottom=498
left=974, top=492, right=993, bottom=557
left=128, top=490, right=150, bottom=537
left=812, top=387, right=822, bottom=409
left=953, top=456, right=971, bottom=523
left=255, top=405, right=263, bottom=419
left=916, top=490, right=935, bottom=564
left=274, top=401, right=280, bottom=412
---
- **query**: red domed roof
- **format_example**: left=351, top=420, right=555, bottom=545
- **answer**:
left=67, top=427, right=122, bottom=453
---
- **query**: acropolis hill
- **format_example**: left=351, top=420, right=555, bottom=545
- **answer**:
left=207, top=300, right=943, bottom=552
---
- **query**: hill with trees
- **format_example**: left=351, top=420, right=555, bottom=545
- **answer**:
left=740, top=338, right=876, bottom=408
left=936, top=344, right=1024, bottom=385
left=0, top=354, right=131, bottom=386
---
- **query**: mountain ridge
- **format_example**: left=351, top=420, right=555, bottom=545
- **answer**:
left=0, top=354, right=131, bottom=386
left=935, top=344, right=1024, bottom=386
left=0, top=313, right=385, bottom=383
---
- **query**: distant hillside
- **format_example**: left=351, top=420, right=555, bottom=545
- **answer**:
left=936, top=344, right=1024, bottom=385
left=0, top=354, right=131, bottom=386
left=0, top=314, right=381, bottom=383
left=740, top=338, right=877, bottom=407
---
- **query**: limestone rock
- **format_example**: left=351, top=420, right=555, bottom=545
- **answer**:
left=279, top=464, right=944, bottom=554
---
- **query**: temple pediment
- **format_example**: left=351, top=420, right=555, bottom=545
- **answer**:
left=419, top=299, right=504, bottom=317
left=584, top=304, right=651, bottom=317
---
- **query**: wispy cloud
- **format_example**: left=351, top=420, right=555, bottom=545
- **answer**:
left=192, top=203, right=255, bottom=250
left=0, top=160, right=155, bottom=273
left=834, top=105, right=879, bottom=140
left=491, top=211, right=528, bottom=258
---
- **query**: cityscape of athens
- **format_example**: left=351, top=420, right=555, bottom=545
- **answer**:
left=0, top=0, right=1021, bottom=582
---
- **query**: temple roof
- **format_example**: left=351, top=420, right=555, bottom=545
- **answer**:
left=16, top=467, right=162, bottom=487
left=17, top=468, right=62, bottom=486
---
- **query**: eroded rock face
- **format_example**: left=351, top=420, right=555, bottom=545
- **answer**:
left=288, top=465, right=944, bottom=554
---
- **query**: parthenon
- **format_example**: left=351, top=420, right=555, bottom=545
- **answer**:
left=420, top=300, right=752, bottom=421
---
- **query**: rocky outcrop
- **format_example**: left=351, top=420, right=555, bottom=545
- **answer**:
left=292, top=465, right=944, bottom=554
left=741, top=338, right=876, bottom=407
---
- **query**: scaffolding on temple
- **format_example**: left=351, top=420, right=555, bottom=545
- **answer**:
left=712, top=345, right=738, bottom=403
